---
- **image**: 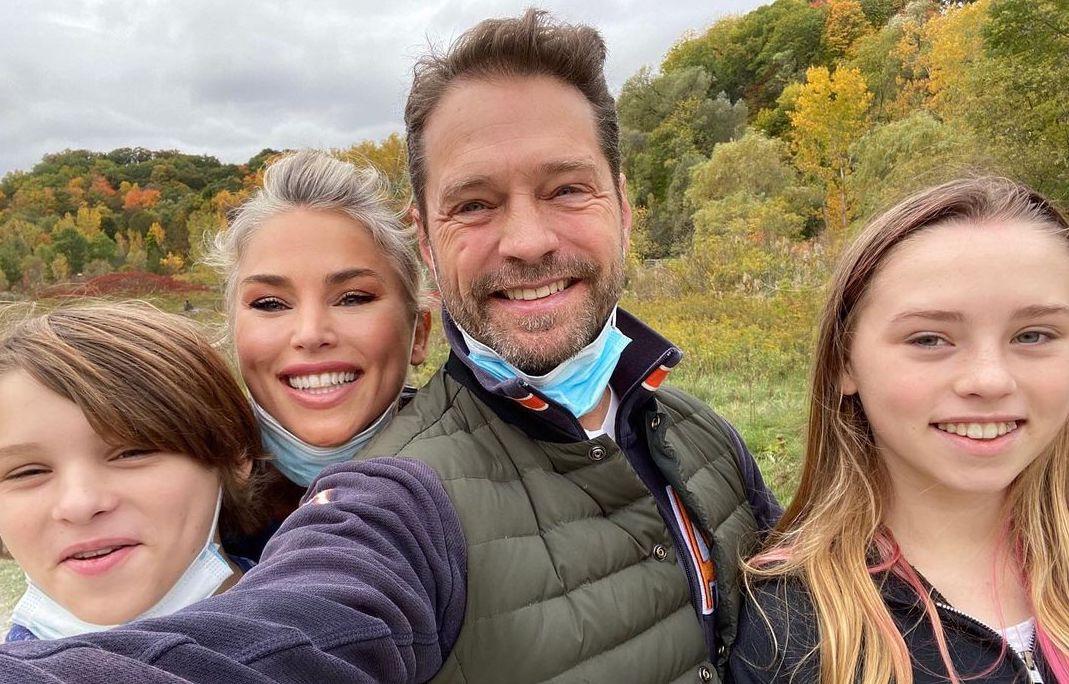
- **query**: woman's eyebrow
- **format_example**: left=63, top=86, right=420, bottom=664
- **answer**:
left=240, top=273, right=289, bottom=287
left=325, top=268, right=383, bottom=287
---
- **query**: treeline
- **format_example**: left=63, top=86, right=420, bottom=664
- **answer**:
left=621, top=0, right=1068, bottom=272
left=0, top=136, right=407, bottom=292
left=1, top=0, right=1065, bottom=299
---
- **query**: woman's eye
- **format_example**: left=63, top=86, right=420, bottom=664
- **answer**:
left=909, top=334, right=948, bottom=348
left=337, top=291, right=374, bottom=306
left=249, top=296, right=288, bottom=312
left=1015, top=330, right=1051, bottom=345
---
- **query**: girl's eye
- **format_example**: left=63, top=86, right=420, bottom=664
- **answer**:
left=337, top=291, right=374, bottom=306
left=909, top=334, right=949, bottom=348
left=249, top=296, right=288, bottom=312
left=1015, top=330, right=1051, bottom=345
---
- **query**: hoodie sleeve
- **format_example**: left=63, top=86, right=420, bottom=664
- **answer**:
left=0, top=457, right=467, bottom=684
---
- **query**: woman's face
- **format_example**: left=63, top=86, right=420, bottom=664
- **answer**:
left=233, top=208, right=428, bottom=447
left=842, top=220, right=1069, bottom=500
left=0, top=371, right=222, bottom=625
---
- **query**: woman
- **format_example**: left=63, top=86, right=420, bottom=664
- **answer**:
left=205, top=150, right=431, bottom=556
left=0, top=302, right=269, bottom=642
left=731, top=177, right=1069, bottom=683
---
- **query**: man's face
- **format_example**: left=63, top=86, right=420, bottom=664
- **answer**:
left=417, top=74, right=631, bottom=375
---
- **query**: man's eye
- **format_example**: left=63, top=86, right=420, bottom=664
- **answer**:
left=552, top=185, right=583, bottom=198
left=249, top=296, right=288, bottom=312
left=456, top=200, right=489, bottom=214
left=337, top=291, right=374, bottom=306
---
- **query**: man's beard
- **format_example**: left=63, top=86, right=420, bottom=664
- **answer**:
left=439, top=253, right=625, bottom=376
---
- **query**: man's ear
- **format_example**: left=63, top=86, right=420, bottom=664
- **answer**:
left=618, top=173, right=633, bottom=247
left=410, top=309, right=432, bottom=366
left=411, top=206, right=434, bottom=271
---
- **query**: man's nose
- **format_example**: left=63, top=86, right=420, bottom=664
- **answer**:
left=497, top=197, right=560, bottom=263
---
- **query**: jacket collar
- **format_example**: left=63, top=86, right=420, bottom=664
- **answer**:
left=441, top=306, right=683, bottom=443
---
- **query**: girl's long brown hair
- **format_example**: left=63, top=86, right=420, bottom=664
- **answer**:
left=745, top=177, right=1069, bottom=683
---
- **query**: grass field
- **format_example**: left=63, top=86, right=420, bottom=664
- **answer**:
left=0, top=289, right=811, bottom=626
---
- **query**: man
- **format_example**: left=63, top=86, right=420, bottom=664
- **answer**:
left=0, top=10, right=776, bottom=684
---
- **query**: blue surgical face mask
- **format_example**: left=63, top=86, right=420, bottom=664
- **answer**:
left=461, top=307, right=632, bottom=419
left=12, top=489, right=232, bottom=640
left=253, top=399, right=398, bottom=487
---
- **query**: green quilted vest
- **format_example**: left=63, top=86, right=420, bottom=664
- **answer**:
left=362, top=368, right=759, bottom=683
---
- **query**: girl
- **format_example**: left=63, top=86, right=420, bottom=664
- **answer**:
left=0, top=302, right=269, bottom=642
left=731, top=177, right=1069, bottom=683
left=205, top=151, right=431, bottom=555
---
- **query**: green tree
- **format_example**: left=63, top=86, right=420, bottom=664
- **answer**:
left=51, top=224, right=90, bottom=273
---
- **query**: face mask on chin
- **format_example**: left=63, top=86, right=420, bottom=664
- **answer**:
left=12, top=489, right=232, bottom=641
left=460, top=306, right=632, bottom=419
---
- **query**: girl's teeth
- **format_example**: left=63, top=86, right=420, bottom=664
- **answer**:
left=935, top=421, right=1018, bottom=440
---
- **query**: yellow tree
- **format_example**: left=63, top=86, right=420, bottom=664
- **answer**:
left=51, top=254, right=70, bottom=282
left=824, top=0, right=872, bottom=57
left=921, top=0, right=990, bottom=123
left=338, top=132, right=409, bottom=210
left=789, top=65, right=873, bottom=237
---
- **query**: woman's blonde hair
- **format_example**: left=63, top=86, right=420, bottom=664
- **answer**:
left=204, top=149, right=427, bottom=318
left=746, top=176, right=1069, bottom=683
left=0, top=301, right=270, bottom=543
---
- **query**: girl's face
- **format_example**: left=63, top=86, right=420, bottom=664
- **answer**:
left=233, top=208, right=428, bottom=447
left=0, top=371, right=222, bottom=625
left=842, top=220, right=1069, bottom=500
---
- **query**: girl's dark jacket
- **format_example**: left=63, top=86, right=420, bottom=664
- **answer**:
left=730, top=572, right=1052, bottom=683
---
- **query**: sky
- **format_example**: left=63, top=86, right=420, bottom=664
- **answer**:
left=0, top=1, right=768, bottom=177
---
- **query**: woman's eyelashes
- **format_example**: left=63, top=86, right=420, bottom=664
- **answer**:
left=248, top=296, right=288, bottom=312
left=336, top=291, right=375, bottom=306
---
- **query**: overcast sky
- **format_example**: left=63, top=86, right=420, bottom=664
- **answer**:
left=0, top=1, right=767, bottom=177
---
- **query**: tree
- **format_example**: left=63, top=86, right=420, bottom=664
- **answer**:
left=339, top=133, right=409, bottom=210
left=849, top=111, right=991, bottom=219
left=159, top=251, right=185, bottom=275
left=789, top=66, right=873, bottom=236
left=50, top=254, right=70, bottom=282
left=824, top=0, right=873, bottom=56
left=20, top=254, right=46, bottom=291
left=51, top=224, right=90, bottom=273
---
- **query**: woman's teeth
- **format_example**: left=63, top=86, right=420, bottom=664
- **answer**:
left=287, top=371, right=357, bottom=393
left=935, top=421, right=1018, bottom=440
left=503, top=279, right=568, bottom=301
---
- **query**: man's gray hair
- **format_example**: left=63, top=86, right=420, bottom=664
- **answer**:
left=206, top=149, right=424, bottom=315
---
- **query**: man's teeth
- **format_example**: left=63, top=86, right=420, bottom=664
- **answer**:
left=72, top=546, right=121, bottom=560
left=287, top=371, right=357, bottom=393
left=503, top=279, right=568, bottom=301
left=935, top=421, right=1018, bottom=440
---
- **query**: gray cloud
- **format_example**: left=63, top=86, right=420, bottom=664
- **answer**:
left=0, top=0, right=764, bottom=176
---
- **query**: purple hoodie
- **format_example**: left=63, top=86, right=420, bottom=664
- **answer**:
left=0, top=457, right=467, bottom=683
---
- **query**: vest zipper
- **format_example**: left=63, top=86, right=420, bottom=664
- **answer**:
left=933, top=601, right=1041, bottom=680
